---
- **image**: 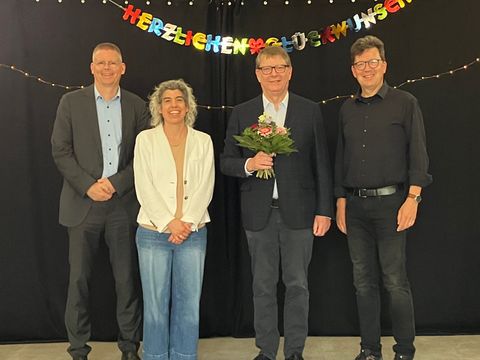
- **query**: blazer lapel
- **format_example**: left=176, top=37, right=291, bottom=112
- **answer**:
left=120, top=89, right=134, bottom=164
left=284, top=92, right=296, bottom=129
left=251, top=95, right=264, bottom=125
left=83, top=85, right=103, bottom=160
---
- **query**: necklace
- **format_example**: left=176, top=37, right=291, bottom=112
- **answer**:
left=166, top=126, right=187, bottom=147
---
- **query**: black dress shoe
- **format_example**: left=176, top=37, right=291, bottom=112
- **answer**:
left=286, top=353, right=304, bottom=360
left=253, top=354, right=271, bottom=360
left=394, top=354, right=413, bottom=360
left=355, top=349, right=383, bottom=360
left=121, top=352, right=141, bottom=360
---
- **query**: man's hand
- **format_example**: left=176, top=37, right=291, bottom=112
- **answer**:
left=336, top=198, right=347, bottom=234
left=246, top=151, right=274, bottom=172
left=167, top=219, right=192, bottom=245
left=313, top=215, right=331, bottom=237
left=97, top=177, right=116, bottom=194
left=397, top=198, right=418, bottom=232
left=397, top=185, right=422, bottom=232
left=86, top=182, right=113, bottom=201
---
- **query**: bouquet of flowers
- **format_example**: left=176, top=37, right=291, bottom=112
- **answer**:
left=233, top=113, right=297, bottom=179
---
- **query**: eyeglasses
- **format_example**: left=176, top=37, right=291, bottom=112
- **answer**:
left=93, top=61, right=120, bottom=68
left=257, top=64, right=290, bottom=75
left=352, top=59, right=384, bottom=71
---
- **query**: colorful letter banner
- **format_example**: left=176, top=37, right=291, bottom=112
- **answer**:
left=121, top=0, right=414, bottom=56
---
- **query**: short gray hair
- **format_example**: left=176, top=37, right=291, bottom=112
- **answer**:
left=92, top=42, right=123, bottom=62
left=350, top=35, right=386, bottom=64
left=149, top=79, right=198, bottom=128
left=256, top=46, right=292, bottom=68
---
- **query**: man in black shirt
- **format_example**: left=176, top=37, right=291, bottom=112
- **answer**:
left=335, top=36, right=432, bottom=360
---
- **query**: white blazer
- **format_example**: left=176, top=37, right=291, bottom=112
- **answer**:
left=134, top=125, right=215, bottom=232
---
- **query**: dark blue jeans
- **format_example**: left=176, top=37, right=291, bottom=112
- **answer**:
left=346, top=191, right=415, bottom=357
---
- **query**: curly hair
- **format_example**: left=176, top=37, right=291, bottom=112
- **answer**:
left=149, top=79, right=198, bottom=127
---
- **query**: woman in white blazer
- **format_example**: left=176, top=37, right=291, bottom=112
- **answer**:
left=133, top=79, right=214, bottom=360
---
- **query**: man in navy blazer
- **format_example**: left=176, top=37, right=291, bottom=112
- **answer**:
left=221, top=46, right=333, bottom=360
left=51, top=43, right=148, bottom=360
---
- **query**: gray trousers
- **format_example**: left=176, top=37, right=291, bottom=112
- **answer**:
left=245, top=208, right=313, bottom=360
left=65, top=198, right=142, bottom=358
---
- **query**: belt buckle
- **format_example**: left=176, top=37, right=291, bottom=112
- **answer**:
left=358, top=188, right=368, bottom=198
left=271, top=198, right=279, bottom=209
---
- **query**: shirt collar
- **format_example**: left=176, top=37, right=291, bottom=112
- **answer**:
left=262, top=92, right=289, bottom=110
left=354, top=82, right=389, bottom=102
left=94, top=86, right=121, bottom=101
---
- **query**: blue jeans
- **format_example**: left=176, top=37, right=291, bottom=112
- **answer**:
left=136, top=226, right=207, bottom=360
left=346, top=191, right=415, bottom=357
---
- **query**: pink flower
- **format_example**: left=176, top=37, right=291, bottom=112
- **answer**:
left=258, top=127, right=273, bottom=137
left=276, top=126, right=287, bottom=135
left=251, top=123, right=259, bottom=129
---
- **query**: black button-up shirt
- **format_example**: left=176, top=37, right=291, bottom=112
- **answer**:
left=334, top=82, right=432, bottom=197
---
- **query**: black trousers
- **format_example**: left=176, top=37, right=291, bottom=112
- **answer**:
left=65, top=197, right=142, bottom=358
left=346, top=191, right=416, bottom=357
left=245, top=208, right=313, bottom=360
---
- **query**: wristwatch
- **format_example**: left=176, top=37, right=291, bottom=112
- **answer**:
left=407, top=193, right=422, bottom=203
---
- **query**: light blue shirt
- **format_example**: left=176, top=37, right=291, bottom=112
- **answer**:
left=94, top=86, right=122, bottom=178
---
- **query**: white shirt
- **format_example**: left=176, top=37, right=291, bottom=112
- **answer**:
left=245, top=93, right=289, bottom=199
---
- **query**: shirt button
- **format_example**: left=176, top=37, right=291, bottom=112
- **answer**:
left=362, top=144, right=366, bottom=148
left=107, top=120, right=110, bottom=123
left=107, top=106, right=110, bottom=109
left=109, top=162, right=112, bottom=165
left=363, top=129, right=367, bottom=133
left=109, top=148, right=111, bottom=151
left=108, top=134, right=111, bottom=137
left=184, top=180, right=187, bottom=184
left=184, top=196, right=188, bottom=200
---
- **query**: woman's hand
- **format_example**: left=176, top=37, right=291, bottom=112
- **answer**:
left=167, top=219, right=192, bottom=244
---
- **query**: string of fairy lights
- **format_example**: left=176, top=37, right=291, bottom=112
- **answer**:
left=33, top=0, right=373, bottom=6
left=2, top=58, right=479, bottom=108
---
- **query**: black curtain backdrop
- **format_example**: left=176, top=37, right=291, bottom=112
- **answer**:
left=1, top=0, right=479, bottom=343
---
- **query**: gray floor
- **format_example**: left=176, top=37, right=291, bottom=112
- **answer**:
left=0, top=336, right=479, bottom=360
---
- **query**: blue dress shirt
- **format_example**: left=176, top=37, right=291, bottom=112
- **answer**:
left=94, top=86, right=122, bottom=178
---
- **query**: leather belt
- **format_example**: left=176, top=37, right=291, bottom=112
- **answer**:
left=348, top=184, right=400, bottom=198
left=271, top=198, right=279, bottom=208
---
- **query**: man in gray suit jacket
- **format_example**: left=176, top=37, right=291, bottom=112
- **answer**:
left=221, top=46, right=333, bottom=360
left=51, top=43, right=149, bottom=360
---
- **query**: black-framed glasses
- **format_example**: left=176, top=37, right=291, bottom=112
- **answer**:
left=257, top=64, right=290, bottom=75
left=352, top=59, right=383, bottom=70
